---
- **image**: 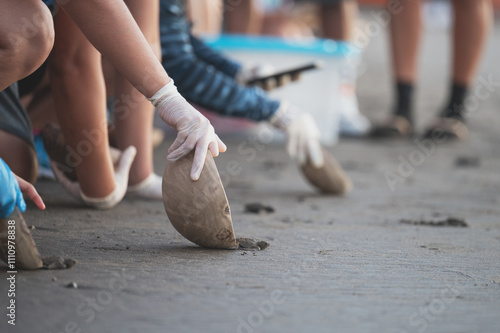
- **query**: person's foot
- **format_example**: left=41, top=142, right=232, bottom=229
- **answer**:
left=338, top=84, right=371, bottom=137
left=51, top=146, right=137, bottom=209
left=370, top=115, right=413, bottom=138
left=42, top=123, right=78, bottom=181
left=422, top=117, right=468, bottom=141
left=0, top=208, right=43, bottom=270
left=127, top=173, right=162, bottom=200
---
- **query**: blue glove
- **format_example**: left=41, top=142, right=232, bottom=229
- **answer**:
left=0, top=158, right=26, bottom=218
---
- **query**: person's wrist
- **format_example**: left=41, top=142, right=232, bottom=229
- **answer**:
left=148, top=79, right=176, bottom=106
left=148, top=80, right=180, bottom=123
left=269, top=101, right=302, bottom=131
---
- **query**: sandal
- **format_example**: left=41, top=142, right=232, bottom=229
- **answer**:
left=422, top=117, right=468, bottom=141
left=370, top=115, right=413, bottom=138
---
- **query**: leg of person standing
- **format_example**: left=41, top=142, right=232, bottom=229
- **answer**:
left=320, top=0, right=357, bottom=40
left=371, top=0, right=421, bottom=138
left=319, top=0, right=370, bottom=136
left=224, top=0, right=264, bottom=35
left=423, top=0, right=492, bottom=139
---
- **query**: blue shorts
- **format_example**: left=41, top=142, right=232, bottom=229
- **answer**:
left=0, top=84, right=33, bottom=148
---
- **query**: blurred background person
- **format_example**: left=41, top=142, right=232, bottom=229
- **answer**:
left=160, top=0, right=336, bottom=184
left=371, top=0, right=493, bottom=140
left=295, top=0, right=370, bottom=136
left=222, top=0, right=370, bottom=136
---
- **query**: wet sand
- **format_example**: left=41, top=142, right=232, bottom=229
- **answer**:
left=1, top=13, right=500, bottom=333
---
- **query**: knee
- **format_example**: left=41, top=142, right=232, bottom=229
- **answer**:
left=31, top=3, right=55, bottom=64
left=3, top=2, right=54, bottom=79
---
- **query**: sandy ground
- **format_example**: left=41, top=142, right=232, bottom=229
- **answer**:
left=2, top=11, right=500, bottom=333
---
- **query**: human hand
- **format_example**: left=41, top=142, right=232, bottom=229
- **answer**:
left=148, top=80, right=226, bottom=181
left=269, top=103, right=324, bottom=168
left=0, top=158, right=45, bottom=218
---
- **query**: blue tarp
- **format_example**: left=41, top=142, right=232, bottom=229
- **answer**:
left=203, top=34, right=361, bottom=57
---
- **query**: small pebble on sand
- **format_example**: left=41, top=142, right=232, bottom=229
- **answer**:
left=42, top=256, right=77, bottom=270
left=236, top=237, right=270, bottom=251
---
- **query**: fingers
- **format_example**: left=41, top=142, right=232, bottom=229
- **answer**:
left=167, top=133, right=197, bottom=161
left=297, top=133, right=307, bottom=166
left=216, top=135, right=227, bottom=153
left=167, top=130, right=188, bottom=155
left=165, top=115, right=225, bottom=180
left=208, top=141, right=219, bottom=157
left=191, top=140, right=210, bottom=181
left=308, top=139, right=325, bottom=168
left=15, top=175, right=46, bottom=210
left=291, top=72, right=302, bottom=81
left=286, top=128, right=298, bottom=161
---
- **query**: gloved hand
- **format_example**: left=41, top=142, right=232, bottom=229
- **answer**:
left=148, top=80, right=226, bottom=181
left=0, top=159, right=26, bottom=218
left=51, top=146, right=137, bottom=209
left=269, top=102, right=324, bottom=168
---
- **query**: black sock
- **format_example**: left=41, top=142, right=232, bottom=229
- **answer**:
left=441, top=82, right=468, bottom=122
left=392, top=81, right=414, bottom=124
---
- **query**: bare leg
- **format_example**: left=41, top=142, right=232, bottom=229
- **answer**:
left=451, top=0, right=492, bottom=86
left=185, top=0, right=223, bottom=35
left=370, top=0, right=422, bottom=137
left=0, top=131, right=37, bottom=184
left=423, top=0, right=493, bottom=137
left=48, top=8, right=115, bottom=198
left=24, top=75, right=58, bottom=130
left=113, top=0, right=159, bottom=186
left=224, top=0, right=263, bottom=35
left=320, top=1, right=358, bottom=41
left=390, top=0, right=422, bottom=83
left=0, top=0, right=54, bottom=91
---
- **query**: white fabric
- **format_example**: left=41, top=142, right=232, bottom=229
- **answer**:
left=337, top=61, right=371, bottom=136
left=51, top=146, right=137, bottom=209
left=269, top=102, right=324, bottom=168
left=148, top=80, right=226, bottom=181
left=127, top=173, right=162, bottom=200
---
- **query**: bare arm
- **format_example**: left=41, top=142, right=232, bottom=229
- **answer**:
left=56, top=0, right=169, bottom=98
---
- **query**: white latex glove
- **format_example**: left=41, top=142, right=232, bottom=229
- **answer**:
left=269, top=102, right=324, bottom=168
left=51, top=146, right=137, bottom=209
left=148, top=80, right=226, bottom=180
